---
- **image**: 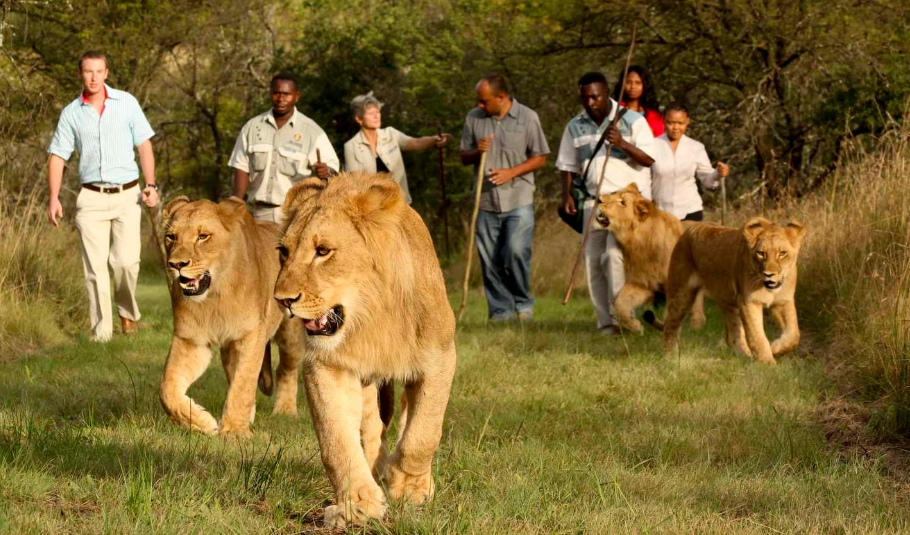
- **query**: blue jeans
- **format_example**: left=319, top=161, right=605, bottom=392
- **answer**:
left=475, top=205, right=535, bottom=319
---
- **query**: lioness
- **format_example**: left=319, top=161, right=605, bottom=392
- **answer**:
left=663, top=217, right=807, bottom=365
left=160, top=197, right=304, bottom=437
left=595, top=183, right=705, bottom=333
left=273, top=173, right=456, bottom=527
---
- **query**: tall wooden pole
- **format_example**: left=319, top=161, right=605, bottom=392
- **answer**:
left=457, top=151, right=488, bottom=323
left=437, top=131, right=451, bottom=257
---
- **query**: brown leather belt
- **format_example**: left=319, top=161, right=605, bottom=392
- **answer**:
left=82, top=179, right=140, bottom=194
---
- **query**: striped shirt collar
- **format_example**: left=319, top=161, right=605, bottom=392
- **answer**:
left=80, top=84, right=117, bottom=104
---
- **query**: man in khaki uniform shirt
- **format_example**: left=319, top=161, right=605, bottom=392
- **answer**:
left=230, top=73, right=339, bottom=223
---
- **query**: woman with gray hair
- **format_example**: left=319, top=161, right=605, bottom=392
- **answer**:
left=343, top=92, right=450, bottom=204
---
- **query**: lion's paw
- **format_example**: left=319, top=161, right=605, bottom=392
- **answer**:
left=383, top=464, right=435, bottom=505
left=271, top=401, right=298, bottom=416
left=218, top=422, right=252, bottom=439
left=323, top=483, right=387, bottom=527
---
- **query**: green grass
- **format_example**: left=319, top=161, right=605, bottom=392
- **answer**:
left=1, top=275, right=909, bottom=534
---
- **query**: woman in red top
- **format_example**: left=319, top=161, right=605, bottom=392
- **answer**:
left=614, top=65, right=664, bottom=137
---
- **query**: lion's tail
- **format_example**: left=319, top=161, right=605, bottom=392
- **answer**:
left=258, top=343, right=274, bottom=396
left=643, top=310, right=665, bottom=331
left=378, top=381, right=395, bottom=427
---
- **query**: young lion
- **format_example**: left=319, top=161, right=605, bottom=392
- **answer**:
left=273, top=173, right=456, bottom=528
left=160, top=197, right=304, bottom=437
left=663, top=217, right=807, bottom=365
left=595, top=183, right=705, bottom=333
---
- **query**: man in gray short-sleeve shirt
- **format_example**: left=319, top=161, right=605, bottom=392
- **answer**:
left=460, top=73, right=550, bottom=321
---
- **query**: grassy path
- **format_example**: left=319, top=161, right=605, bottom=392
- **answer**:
left=1, top=275, right=908, bottom=534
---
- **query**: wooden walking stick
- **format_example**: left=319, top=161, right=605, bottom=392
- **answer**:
left=720, top=174, right=727, bottom=226
left=437, top=130, right=451, bottom=257
left=563, top=22, right=639, bottom=305
left=457, top=150, right=488, bottom=323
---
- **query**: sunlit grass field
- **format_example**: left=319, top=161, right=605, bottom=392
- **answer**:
left=1, top=274, right=909, bottom=534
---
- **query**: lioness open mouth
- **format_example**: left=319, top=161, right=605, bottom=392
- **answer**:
left=179, top=272, right=212, bottom=296
left=764, top=280, right=783, bottom=290
left=596, top=212, right=610, bottom=228
left=303, top=305, right=345, bottom=336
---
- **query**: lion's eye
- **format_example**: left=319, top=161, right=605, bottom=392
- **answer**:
left=780, top=251, right=788, bottom=258
left=316, top=246, right=332, bottom=257
left=620, top=199, right=626, bottom=206
left=165, top=234, right=175, bottom=243
left=756, top=251, right=766, bottom=259
left=197, top=234, right=210, bottom=242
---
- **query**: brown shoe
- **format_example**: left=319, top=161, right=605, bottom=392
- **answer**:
left=121, top=317, right=139, bottom=335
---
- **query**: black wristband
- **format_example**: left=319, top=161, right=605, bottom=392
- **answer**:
left=144, top=183, right=159, bottom=190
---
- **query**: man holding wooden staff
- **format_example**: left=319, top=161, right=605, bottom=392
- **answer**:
left=460, top=73, right=549, bottom=322
left=229, top=73, right=338, bottom=223
left=556, top=72, right=656, bottom=335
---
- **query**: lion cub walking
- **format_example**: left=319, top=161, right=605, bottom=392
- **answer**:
left=273, top=173, right=457, bottom=527
left=595, top=183, right=705, bottom=333
left=160, top=197, right=305, bottom=437
left=663, top=217, right=807, bottom=365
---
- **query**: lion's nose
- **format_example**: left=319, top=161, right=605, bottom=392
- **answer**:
left=762, top=272, right=775, bottom=278
left=168, top=259, right=189, bottom=270
left=279, top=293, right=302, bottom=310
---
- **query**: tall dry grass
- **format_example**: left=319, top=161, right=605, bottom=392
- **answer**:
left=0, top=185, right=85, bottom=355
left=781, top=121, right=910, bottom=439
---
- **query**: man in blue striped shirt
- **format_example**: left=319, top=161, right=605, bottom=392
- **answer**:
left=47, top=51, right=159, bottom=342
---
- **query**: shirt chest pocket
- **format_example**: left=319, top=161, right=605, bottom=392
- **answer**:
left=250, top=144, right=272, bottom=172
left=277, top=146, right=308, bottom=178
left=501, top=125, right=528, bottom=152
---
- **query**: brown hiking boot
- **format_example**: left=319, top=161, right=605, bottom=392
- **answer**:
left=121, top=317, right=139, bottom=335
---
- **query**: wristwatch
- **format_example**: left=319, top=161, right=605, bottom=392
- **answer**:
left=145, top=183, right=159, bottom=190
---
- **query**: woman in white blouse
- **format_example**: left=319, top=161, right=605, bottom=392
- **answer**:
left=343, top=92, right=450, bottom=204
left=650, top=102, right=730, bottom=221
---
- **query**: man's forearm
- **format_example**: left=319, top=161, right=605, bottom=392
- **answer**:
left=48, top=155, right=65, bottom=200
left=617, top=142, right=654, bottom=167
left=137, top=140, right=157, bottom=184
left=233, top=169, right=250, bottom=198
left=508, top=155, right=547, bottom=178
left=460, top=149, right=482, bottom=166
left=562, top=171, right=575, bottom=199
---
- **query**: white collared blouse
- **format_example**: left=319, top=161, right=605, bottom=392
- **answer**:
left=650, top=134, right=720, bottom=219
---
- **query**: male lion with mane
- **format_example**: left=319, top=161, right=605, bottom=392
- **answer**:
left=273, top=173, right=456, bottom=527
left=160, top=197, right=304, bottom=437
left=594, top=183, right=705, bottom=333
left=663, top=217, right=807, bottom=365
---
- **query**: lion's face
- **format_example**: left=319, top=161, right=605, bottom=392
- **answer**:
left=742, top=217, right=806, bottom=291
left=274, top=175, right=404, bottom=350
left=163, top=197, right=243, bottom=300
left=595, top=183, right=650, bottom=231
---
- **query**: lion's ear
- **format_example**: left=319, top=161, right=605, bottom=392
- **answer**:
left=163, top=196, right=190, bottom=219
left=281, top=178, right=327, bottom=229
left=217, top=196, right=250, bottom=222
left=634, top=198, right=651, bottom=221
left=743, top=217, right=773, bottom=247
left=785, top=221, right=807, bottom=249
left=283, top=178, right=325, bottom=211
left=353, top=180, right=403, bottom=220
left=626, top=182, right=641, bottom=196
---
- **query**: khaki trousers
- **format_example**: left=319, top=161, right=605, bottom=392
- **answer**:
left=582, top=199, right=625, bottom=329
left=252, top=204, right=285, bottom=225
left=74, top=187, right=142, bottom=341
